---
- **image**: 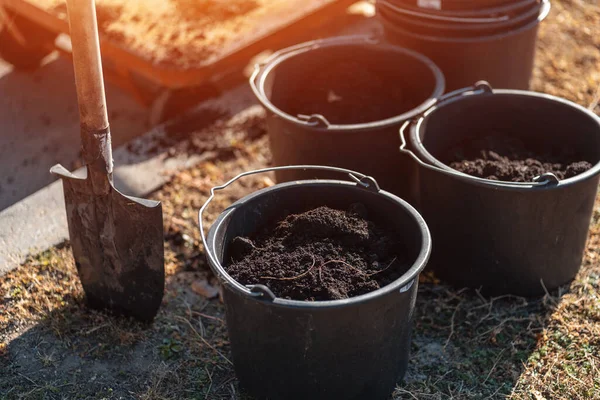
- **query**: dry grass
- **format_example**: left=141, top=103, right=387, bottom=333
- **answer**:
left=2, top=1, right=600, bottom=399
left=532, top=0, right=600, bottom=110
left=510, top=239, right=600, bottom=399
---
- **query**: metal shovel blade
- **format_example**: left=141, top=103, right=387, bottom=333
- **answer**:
left=51, top=164, right=164, bottom=322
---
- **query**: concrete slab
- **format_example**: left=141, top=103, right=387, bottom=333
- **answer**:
left=0, top=53, right=149, bottom=211
left=0, top=85, right=258, bottom=274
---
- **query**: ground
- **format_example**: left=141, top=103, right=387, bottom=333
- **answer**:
left=2, top=0, right=600, bottom=399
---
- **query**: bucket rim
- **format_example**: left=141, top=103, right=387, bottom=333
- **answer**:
left=250, top=35, right=445, bottom=132
left=409, top=88, right=600, bottom=189
left=378, top=0, right=538, bottom=18
left=203, top=179, right=431, bottom=309
left=376, top=0, right=542, bottom=33
left=379, top=0, right=550, bottom=43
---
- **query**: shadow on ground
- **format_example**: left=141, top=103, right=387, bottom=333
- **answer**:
left=0, top=242, right=559, bottom=399
left=0, top=243, right=240, bottom=399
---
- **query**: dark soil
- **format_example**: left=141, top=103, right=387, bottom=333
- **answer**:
left=226, top=205, right=409, bottom=301
left=285, top=61, right=419, bottom=124
left=444, top=136, right=593, bottom=182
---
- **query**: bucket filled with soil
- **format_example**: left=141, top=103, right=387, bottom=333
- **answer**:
left=200, top=166, right=431, bottom=400
left=250, top=36, right=445, bottom=204
left=400, top=81, right=600, bottom=296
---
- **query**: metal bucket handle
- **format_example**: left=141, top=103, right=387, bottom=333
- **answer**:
left=377, top=0, right=512, bottom=23
left=198, top=165, right=381, bottom=301
left=249, top=35, right=380, bottom=129
left=399, top=81, right=560, bottom=189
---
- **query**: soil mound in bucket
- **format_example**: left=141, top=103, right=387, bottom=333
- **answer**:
left=226, top=205, right=408, bottom=301
left=285, top=61, right=420, bottom=124
left=444, top=136, right=593, bottom=182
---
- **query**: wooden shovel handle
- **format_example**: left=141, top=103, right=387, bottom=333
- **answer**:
left=66, top=0, right=113, bottom=183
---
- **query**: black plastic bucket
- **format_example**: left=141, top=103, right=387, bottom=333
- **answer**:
left=250, top=36, right=445, bottom=204
left=400, top=82, right=600, bottom=296
left=200, top=166, right=431, bottom=400
left=380, top=0, right=550, bottom=91
left=377, top=0, right=543, bottom=37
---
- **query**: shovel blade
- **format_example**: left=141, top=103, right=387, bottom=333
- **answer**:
left=52, top=165, right=164, bottom=322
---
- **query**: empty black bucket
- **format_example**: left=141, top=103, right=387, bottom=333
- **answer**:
left=380, top=0, right=550, bottom=91
left=250, top=36, right=445, bottom=204
left=200, top=166, right=431, bottom=400
left=400, top=82, right=600, bottom=296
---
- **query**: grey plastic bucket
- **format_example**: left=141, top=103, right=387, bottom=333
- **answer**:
left=400, top=82, right=600, bottom=296
left=199, top=166, right=431, bottom=400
